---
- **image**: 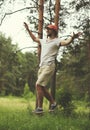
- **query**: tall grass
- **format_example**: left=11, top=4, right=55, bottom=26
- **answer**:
left=0, top=97, right=89, bottom=130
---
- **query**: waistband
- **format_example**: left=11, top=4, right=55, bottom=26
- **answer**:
left=39, top=61, right=55, bottom=67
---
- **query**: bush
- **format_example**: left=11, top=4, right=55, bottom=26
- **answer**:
left=0, top=90, right=6, bottom=96
left=84, top=91, right=90, bottom=102
left=23, top=83, right=33, bottom=100
left=56, top=87, right=75, bottom=115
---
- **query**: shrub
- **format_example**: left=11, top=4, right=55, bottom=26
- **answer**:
left=56, top=87, right=75, bottom=115
left=84, top=91, right=90, bottom=102
left=23, top=83, right=33, bottom=100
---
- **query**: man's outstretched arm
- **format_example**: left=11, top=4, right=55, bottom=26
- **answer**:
left=24, top=22, right=41, bottom=45
left=60, top=32, right=82, bottom=46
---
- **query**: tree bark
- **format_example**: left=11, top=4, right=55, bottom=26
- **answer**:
left=36, top=0, right=44, bottom=108
left=50, top=0, right=60, bottom=100
left=38, top=0, right=44, bottom=60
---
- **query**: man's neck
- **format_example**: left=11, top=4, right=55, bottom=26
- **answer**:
left=47, top=35, right=57, bottom=40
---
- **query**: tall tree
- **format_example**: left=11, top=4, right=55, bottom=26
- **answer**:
left=38, top=0, right=44, bottom=60
left=51, top=0, right=60, bottom=99
left=56, top=0, right=90, bottom=99
left=0, top=33, right=18, bottom=95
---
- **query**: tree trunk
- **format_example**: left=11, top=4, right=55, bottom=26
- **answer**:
left=50, top=0, right=60, bottom=100
left=38, top=0, right=44, bottom=60
left=54, top=0, right=60, bottom=29
left=36, top=0, right=44, bottom=108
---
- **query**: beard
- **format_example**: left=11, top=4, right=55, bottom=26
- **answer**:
left=47, top=33, right=52, bottom=37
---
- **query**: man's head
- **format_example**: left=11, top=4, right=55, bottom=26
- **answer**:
left=45, top=24, right=58, bottom=37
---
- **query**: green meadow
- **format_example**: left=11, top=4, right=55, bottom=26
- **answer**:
left=0, top=96, right=90, bottom=130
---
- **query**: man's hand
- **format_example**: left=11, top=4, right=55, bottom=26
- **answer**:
left=23, top=22, right=40, bottom=44
left=24, top=22, right=29, bottom=30
left=72, top=32, right=82, bottom=39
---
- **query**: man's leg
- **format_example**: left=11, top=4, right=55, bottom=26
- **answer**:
left=35, top=84, right=57, bottom=113
left=42, top=86, right=57, bottom=111
left=36, top=84, right=44, bottom=108
left=36, top=84, right=55, bottom=107
left=42, top=87, right=55, bottom=104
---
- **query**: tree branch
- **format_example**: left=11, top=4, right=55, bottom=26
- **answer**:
left=16, top=46, right=38, bottom=52
left=0, top=0, right=5, bottom=7
left=0, top=6, right=37, bottom=25
left=49, top=0, right=53, bottom=23
left=31, top=0, right=38, bottom=5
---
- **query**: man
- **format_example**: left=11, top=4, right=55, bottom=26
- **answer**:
left=24, top=22, right=81, bottom=114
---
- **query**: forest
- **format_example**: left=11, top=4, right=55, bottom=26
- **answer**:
left=0, top=0, right=89, bottom=100
left=0, top=0, right=90, bottom=130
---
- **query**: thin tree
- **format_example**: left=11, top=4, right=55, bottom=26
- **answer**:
left=37, top=0, right=44, bottom=60
left=36, top=0, right=44, bottom=108
left=50, top=0, right=60, bottom=100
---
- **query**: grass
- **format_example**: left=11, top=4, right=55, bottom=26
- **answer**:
left=0, top=96, right=90, bottom=130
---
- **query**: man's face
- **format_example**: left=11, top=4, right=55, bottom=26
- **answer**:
left=46, top=28, right=53, bottom=37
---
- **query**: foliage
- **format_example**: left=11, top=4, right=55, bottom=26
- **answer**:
left=56, top=87, right=75, bottom=115
left=0, top=33, right=38, bottom=96
left=0, top=0, right=90, bottom=106
left=56, top=0, right=90, bottom=100
left=24, top=52, right=38, bottom=93
left=23, top=83, right=34, bottom=100
left=57, top=35, right=90, bottom=100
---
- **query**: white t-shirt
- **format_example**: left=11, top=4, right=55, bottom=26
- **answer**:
left=39, top=38, right=61, bottom=66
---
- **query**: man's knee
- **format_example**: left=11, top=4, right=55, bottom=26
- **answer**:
left=36, top=84, right=42, bottom=91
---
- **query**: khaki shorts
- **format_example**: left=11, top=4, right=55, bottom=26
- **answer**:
left=36, top=63, right=55, bottom=87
